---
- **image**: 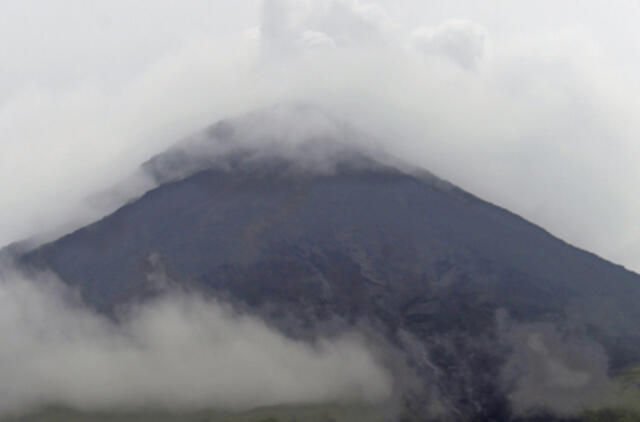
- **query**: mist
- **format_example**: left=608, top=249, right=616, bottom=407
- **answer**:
left=2, top=0, right=640, bottom=272
left=497, top=311, right=621, bottom=416
left=0, top=261, right=392, bottom=416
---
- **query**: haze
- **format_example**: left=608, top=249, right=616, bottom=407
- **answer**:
left=2, top=0, right=640, bottom=272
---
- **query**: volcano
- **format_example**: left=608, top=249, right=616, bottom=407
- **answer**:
left=14, top=105, right=640, bottom=421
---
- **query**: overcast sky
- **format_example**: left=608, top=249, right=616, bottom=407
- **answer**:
left=2, top=0, right=640, bottom=272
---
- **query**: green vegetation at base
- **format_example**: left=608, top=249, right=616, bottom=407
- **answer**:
left=582, top=408, right=640, bottom=422
left=579, top=365, right=640, bottom=422
left=4, top=365, right=640, bottom=422
left=616, top=365, right=640, bottom=389
left=0, top=403, right=394, bottom=422
left=616, top=365, right=640, bottom=413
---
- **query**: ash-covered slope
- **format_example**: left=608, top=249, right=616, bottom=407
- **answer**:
left=19, top=105, right=640, bottom=421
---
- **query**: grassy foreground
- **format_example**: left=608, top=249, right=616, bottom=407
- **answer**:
left=3, top=366, right=639, bottom=422
left=580, top=365, right=640, bottom=422
left=1, top=403, right=395, bottom=422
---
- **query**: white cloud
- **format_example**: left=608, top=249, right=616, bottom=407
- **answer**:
left=410, top=20, right=487, bottom=70
left=259, top=0, right=394, bottom=58
left=300, top=30, right=337, bottom=50
left=0, top=263, right=392, bottom=415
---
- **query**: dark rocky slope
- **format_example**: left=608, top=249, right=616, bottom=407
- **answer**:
left=17, top=107, right=640, bottom=421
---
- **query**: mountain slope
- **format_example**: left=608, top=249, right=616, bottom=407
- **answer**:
left=17, top=106, right=640, bottom=420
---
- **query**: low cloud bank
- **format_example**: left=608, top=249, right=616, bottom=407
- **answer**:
left=0, top=261, right=392, bottom=416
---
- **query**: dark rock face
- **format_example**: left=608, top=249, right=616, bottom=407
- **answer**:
left=17, top=108, right=640, bottom=421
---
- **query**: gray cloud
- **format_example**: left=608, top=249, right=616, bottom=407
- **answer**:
left=0, top=261, right=392, bottom=416
left=497, top=311, right=619, bottom=416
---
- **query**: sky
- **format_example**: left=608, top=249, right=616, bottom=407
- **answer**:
left=1, top=0, right=640, bottom=273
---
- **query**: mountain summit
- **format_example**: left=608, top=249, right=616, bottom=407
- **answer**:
left=18, top=105, right=640, bottom=420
